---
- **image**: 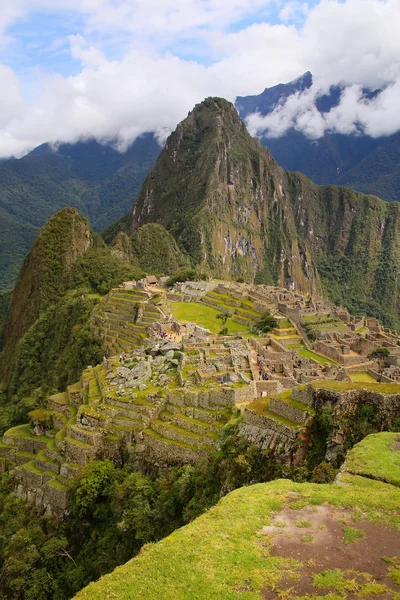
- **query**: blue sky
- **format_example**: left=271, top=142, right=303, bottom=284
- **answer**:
left=0, top=0, right=399, bottom=158
left=4, top=2, right=316, bottom=77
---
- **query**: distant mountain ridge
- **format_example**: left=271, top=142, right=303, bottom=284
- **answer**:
left=236, top=73, right=400, bottom=202
left=0, top=134, right=160, bottom=290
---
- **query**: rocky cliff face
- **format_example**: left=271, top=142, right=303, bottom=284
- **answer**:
left=129, top=98, right=400, bottom=327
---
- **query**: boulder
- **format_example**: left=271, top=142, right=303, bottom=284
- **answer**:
left=162, top=342, right=182, bottom=352
left=239, top=373, right=252, bottom=384
left=154, top=355, right=166, bottom=366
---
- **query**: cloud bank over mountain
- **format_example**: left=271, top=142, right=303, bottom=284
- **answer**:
left=0, top=0, right=400, bottom=157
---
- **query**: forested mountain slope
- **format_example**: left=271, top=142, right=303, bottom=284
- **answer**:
left=0, top=134, right=160, bottom=290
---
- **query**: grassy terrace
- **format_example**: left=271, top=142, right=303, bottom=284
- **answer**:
left=205, top=291, right=263, bottom=319
left=4, top=424, right=50, bottom=442
left=207, top=291, right=256, bottom=310
left=75, top=467, right=400, bottom=600
left=246, top=398, right=303, bottom=429
left=144, top=427, right=197, bottom=451
left=345, top=432, right=400, bottom=487
left=171, top=302, right=251, bottom=334
left=49, top=391, right=69, bottom=405
left=273, top=389, right=315, bottom=415
left=21, top=460, right=54, bottom=477
left=297, top=348, right=338, bottom=366
left=350, top=372, right=377, bottom=383
left=311, top=379, right=400, bottom=394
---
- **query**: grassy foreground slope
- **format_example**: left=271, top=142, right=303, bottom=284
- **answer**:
left=344, top=432, right=400, bottom=487
left=75, top=434, right=400, bottom=600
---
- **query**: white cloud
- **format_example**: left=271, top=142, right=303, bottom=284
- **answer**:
left=0, top=49, right=228, bottom=157
left=242, top=0, right=400, bottom=140
left=1, top=0, right=400, bottom=157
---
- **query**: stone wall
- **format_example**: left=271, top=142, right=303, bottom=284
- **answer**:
left=14, top=472, right=68, bottom=518
left=233, top=382, right=256, bottom=403
left=269, top=398, right=310, bottom=425
left=278, top=303, right=301, bottom=320
left=292, top=386, right=314, bottom=407
left=240, top=408, right=299, bottom=460
left=142, top=433, right=201, bottom=465
left=255, top=380, right=280, bottom=396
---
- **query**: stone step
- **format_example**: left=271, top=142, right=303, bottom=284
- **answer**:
left=109, top=424, right=138, bottom=443
left=15, top=450, right=36, bottom=465
left=100, top=403, right=146, bottom=422
left=46, top=392, right=69, bottom=412
left=0, top=441, right=17, bottom=458
left=159, top=409, right=175, bottom=421
left=67, top=425, right=99, bottom=446
left=60, top=462, right=83, bottom=480
left=114, top=415, right=143, bottom=429
left=152, top=419, right=203, bottom=447
left=36, top=451, right=60, bottom=475
left=143, top=427, right=198, bottom=453
left=269, top=397, right=311, bottom=426
left=173, top=413, right=215, bottom=435
left=17, top=460, right=55, bottom=484
left=182, top=405, right=220, bottom=424
left=64, top=437, right=97, bottom=464
left=105, top=397, right=153, bottom=416
left=44, top=443, right=64, bottom=463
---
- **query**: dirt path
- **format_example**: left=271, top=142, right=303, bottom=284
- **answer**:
left=260, top=501, right=400, bottom=599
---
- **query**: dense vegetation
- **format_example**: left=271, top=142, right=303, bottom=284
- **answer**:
left=2, top=402, right=398, bottom=600
left=0, top=211, right=142, bottom=433
left=0, top=291, right=102, bottom=433
left=0, top=419, right=335, bottom=600
left=0, top=136, right=160, bottom=291
left=130, top=223, right=190, bottom=274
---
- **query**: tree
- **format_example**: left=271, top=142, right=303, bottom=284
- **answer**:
left=368, top=347, right=390, bottom=382
left=216, top=311, right=232, bottom=335
left=254, top=311, right=278, bottom=334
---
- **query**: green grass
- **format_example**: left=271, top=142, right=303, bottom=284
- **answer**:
left=74, top=473, right=400, bottom=600
left=296, top=520, right=312, bottom=528
left=273, top=389, right=315, bottom=415
left=298, top=348, right=338, bottom=366
left=349, top=372, right=377, bottom=383
left=311, top=380, right=400, bottom=394
left=343, top=526, right=364, bottom=544
left=246, top=399, right=302, bottom=430
left=21, top=460, right=55, bottom=477
left=47, top=479, right=69, bottom=491
left=345, top=432, right=400, bottom=487
left=4, top=424, right=49, bottom=443
left=171, top=302, right=250, bottom=335
left=48, top=391, right=69, bottom=405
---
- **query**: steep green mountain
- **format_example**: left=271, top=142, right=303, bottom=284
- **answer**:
left=236, top=73, right=400, bottom=202
left=113, top=223, right=190, bottom=274
left=127, top=97, right=400, bottom=328
left=0, top=135, right=160, bottom=290
left=129, top=97, right=320, bottom=294
left=0, top=207, right=141, bottom=427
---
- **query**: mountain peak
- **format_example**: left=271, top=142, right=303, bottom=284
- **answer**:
left=2, top=208, right=93, bottom=377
